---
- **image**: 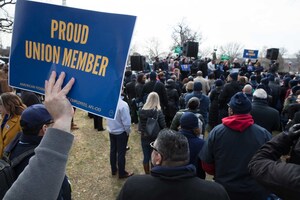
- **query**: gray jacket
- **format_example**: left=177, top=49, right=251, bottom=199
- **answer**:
left=4, top=128, right=74, bottom=200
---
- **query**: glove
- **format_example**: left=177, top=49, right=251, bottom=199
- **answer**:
left=286, top=123, right=300, bottom=141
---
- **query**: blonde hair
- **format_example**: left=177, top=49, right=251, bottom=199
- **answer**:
left=142, top=92, right=161, bottom=110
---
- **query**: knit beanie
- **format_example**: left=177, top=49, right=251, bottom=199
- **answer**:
left=228, top=92, right=252, bottom=114
left=215, top=79, right=223, bottom=87
left=229, top=72, right=238, bottom=81
left=193, top=82, right=202, bottom=91
left=180, top=112, right=199, bottom=130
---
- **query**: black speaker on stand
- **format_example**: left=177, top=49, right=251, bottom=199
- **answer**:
left=130, top=56, right=145, bottom=71
left=182, top=42, right=199, bottom=57
left=266, top=48, right=279, bottom=60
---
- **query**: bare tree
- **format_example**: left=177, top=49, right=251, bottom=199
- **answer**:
left=171, top=18, right=202, bottom=49
left=0, top=0, right=16, bottom=33
left=219, top=42, right=244, bottom=61
left=145, top=37, right=164, bottom=60
left=279, top=47, right=288, bottom=57
left=275, top=47, right=288, bottom=72
left=199, top=46, right=213, bottom=58
left=296, top=50, right=300, bottom=63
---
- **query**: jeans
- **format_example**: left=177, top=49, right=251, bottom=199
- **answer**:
left=109, top=132, right=128, bottom=176
left=141, top=135, right=154, bottom=164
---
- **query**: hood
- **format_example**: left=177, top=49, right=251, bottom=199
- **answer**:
left=222, top=114, right=254, bottom=132
left=179, top=129, right=197, bottom=139
left=151, top=164, right=196, bottom=180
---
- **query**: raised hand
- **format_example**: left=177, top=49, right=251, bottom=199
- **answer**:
left=44, top=71, right=75, bottom=132
left=287, top=124, right=300, bottom=141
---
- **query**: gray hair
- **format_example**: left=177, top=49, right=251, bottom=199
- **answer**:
left=155, top=129, right=189, bottom=165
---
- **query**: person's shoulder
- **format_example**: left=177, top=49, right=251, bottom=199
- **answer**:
left=192, top=179, right=229, bottom=200
left=185, top=93, right=193, bottom=100
left=209, top=124, right=226, bottom=137
left=119, top=98, right=129, bottom=108
left=251, top=124, right=272, bottom=136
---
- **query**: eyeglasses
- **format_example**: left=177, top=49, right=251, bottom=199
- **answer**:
left=45, top=121, right=54, bottom=127
left=150, top=141, right=164, bottom=161
left=150, top=141, right=159, bottom=152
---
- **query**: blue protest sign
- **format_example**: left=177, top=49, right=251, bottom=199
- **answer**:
left=243, top=49, right=259, bottom=59
left=180, top=64, right=191, bottom=71
left=9, top=1, right=136, bottom=119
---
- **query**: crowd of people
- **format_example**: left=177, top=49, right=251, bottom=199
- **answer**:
left=119, top=55, right=300, bottom=199
left=0, top=54, right=299, bottom=199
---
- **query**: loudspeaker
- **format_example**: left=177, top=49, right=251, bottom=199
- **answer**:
left=266, top=48, right=279, bottom=60
left=182, top=42, right=199, bottom=57
left=130, top=56, right=145, bottom=71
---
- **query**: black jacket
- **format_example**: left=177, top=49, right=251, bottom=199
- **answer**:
left=117, top=164, right=229, bottom=200
left=209, top=86, right=222, bottom=128
left=165, top=86, right=179, bottom=119
left=218, top=81, right=241, bottom=119
left=142, top=80, right=168, bottom=108
left=139, top=109, right=166, bottom=136
left=250, top=98, right=280, bottom=133
left=125, top=80, right=137, bottom=100
left=249, top=133, right=300, bottom=200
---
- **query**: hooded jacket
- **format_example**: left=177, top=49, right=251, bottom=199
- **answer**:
left=117, top=164, right=229, bottom=200
left=200, top=114, right=271, bottom=199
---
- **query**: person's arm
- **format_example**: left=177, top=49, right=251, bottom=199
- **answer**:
left=200, top=131, right=216, bottom=175
left=248, top=125, right=300, bottom=198
left=170, top=112, right=181, bottom=131
left=121, top=101, right=131, bottom=134
left=4, top=71, right=75, bottom=200
left=158, top=110, right=167, bottom=129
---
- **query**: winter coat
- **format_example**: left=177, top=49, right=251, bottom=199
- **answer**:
left=117, top=164, right=229, bottom=200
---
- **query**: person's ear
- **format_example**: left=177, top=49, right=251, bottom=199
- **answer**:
left=228, top=107, right=234, bottom=116
left=152, top=151, right=163, bottom=166
left=193, top=128, right=201, bottom=136
left=42, top=124, right=47, bottom=132
left=39, top=124, right=47, bottom=136
left=155, top=153, right=163, bottom=165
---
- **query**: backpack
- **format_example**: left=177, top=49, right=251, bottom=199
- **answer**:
left=0, top=148, right=34, bottom=199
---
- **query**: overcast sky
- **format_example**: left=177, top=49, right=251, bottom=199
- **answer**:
left=3, top=0, right=300, bottom=57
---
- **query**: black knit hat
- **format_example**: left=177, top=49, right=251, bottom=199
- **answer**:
left=215, top=79, right=223, bottom=87
left=229, top=72, right=238, bottom=81
left=228, top=92, right=252, bottom=114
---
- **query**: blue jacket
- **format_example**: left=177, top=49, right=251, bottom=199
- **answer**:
left=200, top=122, right=271, bottom=198
left=179, top=129, right=205, bottom=178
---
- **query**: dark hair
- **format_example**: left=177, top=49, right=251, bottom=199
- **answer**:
left=187, top=97, right=200, bottom=110
left=20, top=120, right=51, bottom=136
left=137, top=73, right=145, bottom=84
left=156, top=129, right=189, bottom=165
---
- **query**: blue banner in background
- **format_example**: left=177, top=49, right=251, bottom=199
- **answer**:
left=243, top=49, right=259, bottom=59
left=9, top=0, right=136, bottom=119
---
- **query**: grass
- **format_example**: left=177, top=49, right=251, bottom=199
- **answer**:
left=66, top=109, right=143, bottom=200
